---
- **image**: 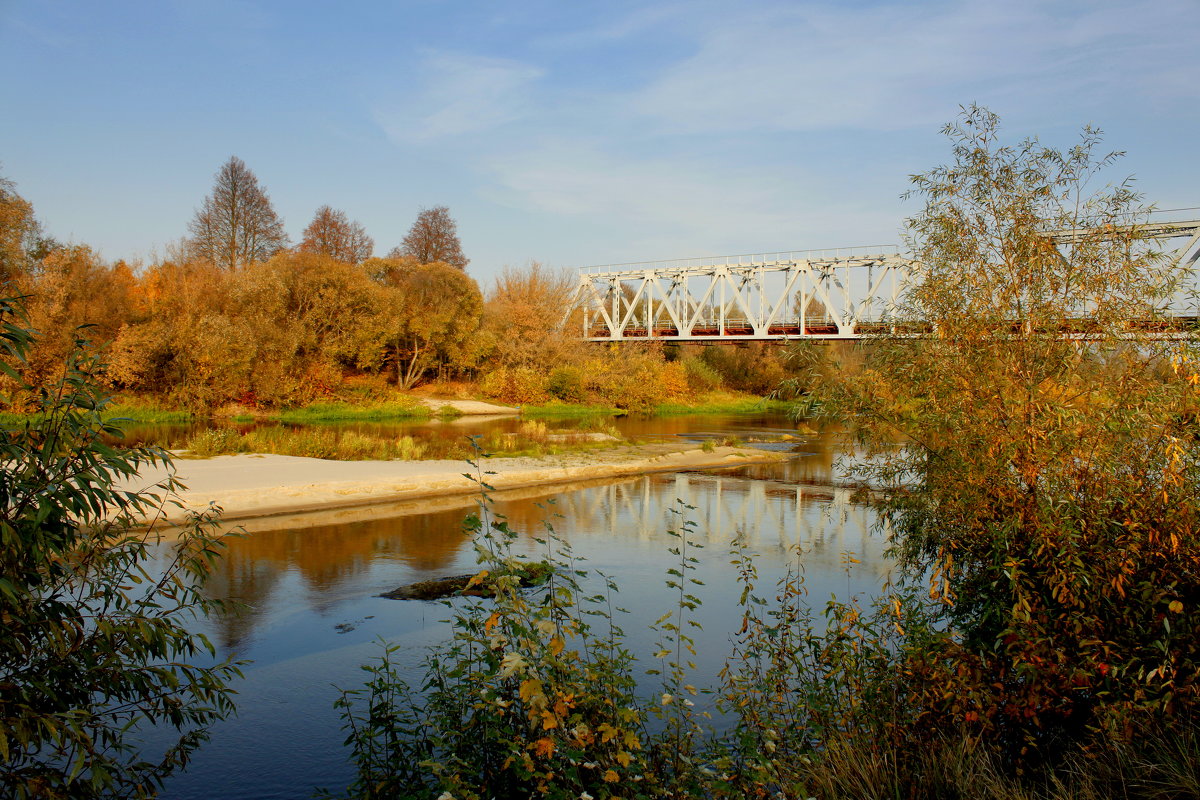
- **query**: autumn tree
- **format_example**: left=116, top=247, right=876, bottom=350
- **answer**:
left=3, top=246, right=136, bottom=397
left=481, top=261, right=580, bottom=368
left=187, top=156, right=288, bottom=271
left=229, top=251, right=384, bottom=404
left=108, top=261, right=242, bottom=408
left=299, top=205, right=374, bottom=264
left=0, top=171, right=54, bottom=291
left=366, top=257, right=482, bottom=388
left=111, top=252, right=387, bottom=409
left=389, top=206, right=469, bottom=271
left=801, top=106, right=1198, bottom=761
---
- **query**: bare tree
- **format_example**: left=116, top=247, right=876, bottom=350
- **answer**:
left=388, top=206, right=469, bottom=271
left=299, top=205, right=373, bottom=264
left=188, top=156, right=288, bottom=270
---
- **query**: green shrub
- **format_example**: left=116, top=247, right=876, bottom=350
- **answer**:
left=546, top=366, right=585, bottom=403
left=680, top=356, right=721, bottom=393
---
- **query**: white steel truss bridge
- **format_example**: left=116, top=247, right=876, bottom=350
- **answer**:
left=571, top=210, right=1200, bottom=342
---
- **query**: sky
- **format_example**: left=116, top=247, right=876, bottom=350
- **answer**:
left=1, top=0, right=1197, bottom=285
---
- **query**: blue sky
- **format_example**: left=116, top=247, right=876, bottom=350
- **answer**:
left=1, top=0, right=1196, bottom=284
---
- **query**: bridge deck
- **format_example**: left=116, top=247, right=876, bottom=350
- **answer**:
left=572, top=212, right=1200, bottom=342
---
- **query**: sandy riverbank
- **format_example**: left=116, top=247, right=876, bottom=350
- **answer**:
left=418, top=397, right=519, bottom=415
left=130, top=443, right=786, bottom=528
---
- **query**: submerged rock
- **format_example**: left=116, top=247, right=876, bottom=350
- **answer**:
left=381, top=574, right=475, bottom=600
left=381, top=562, right=553, bottom=601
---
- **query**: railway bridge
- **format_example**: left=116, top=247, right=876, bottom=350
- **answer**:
left=570, top=210, right=1200, bottom=342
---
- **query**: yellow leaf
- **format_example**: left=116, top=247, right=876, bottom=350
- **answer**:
left=533, top=737, right=555, bottom=758
left=1170, top=600, right=1184, bottom=613
left=466, top=569, right=490, bottom=589
left=603, top=769, right=619, bottom=783
left=520, top=678, right=544, bottom=705
left=615, top=750, right=632, bottom=767
left=597, top=722, right=618, bottom=743
left=549, top=635, right=564, bottom=656
left=541, top=710, right=559, bottom=730
left=484, top=611, right=501, bottom=632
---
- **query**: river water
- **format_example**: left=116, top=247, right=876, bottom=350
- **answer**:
left=151, top=413, right=889, bottom=800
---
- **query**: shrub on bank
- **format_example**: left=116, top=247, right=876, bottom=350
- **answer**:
left=0, top=299, right=241, bottom=797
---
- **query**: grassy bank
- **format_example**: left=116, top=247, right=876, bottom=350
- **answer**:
left=652, top=392, right=793, bottom=416
left=518, top=402, right=624, bottom=418
left=1, top=388, right=792, bottom=427
left=0, top=398, right=195, bottom=426
left=269, top=399, right=433, bottom=423
left=520, top=392, right=792, bottom=418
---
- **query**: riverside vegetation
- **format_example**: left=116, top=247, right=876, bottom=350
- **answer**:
left=0, top=163, right=800, bottom=418
left=4, top=107, right=1200, bottom=798
left=324, top=109, right=1200, bottom=799
left=0, top=300, right=241, bottom=798
left=181, top=418, right=624, bottom=461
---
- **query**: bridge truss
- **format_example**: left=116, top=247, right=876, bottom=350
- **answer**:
left=572, top=211, right=1200, bottom=342
left=573, top=246, right=916, bottom=341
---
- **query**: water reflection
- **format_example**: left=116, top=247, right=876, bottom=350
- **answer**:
left=117, top=410, right=829, bottom=452
left=204, top=468, right=884, bottom=653
left=154, top=415, right=886, bottom=800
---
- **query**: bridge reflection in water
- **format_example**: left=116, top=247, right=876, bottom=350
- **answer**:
left=546, top=472, right=885, bottom=567
left=197, top=466, right=888, bottom=652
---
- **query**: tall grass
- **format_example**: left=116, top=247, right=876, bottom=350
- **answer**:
left=184, top=427, right=434, bottom=460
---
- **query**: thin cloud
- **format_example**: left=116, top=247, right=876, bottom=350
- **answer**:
left=626, top=0, right=1199, bottom=133
left=483, top=140, right=811, bottom=250
left=374, top=51, right=544, bottom=143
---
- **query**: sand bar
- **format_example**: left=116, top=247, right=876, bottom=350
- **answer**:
left=129, top=443, right=787, bottom=528
left=418, top=397, right=519, bottom=415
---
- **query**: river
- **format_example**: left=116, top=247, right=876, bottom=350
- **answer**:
left=149, top=413, right=889, bottom=800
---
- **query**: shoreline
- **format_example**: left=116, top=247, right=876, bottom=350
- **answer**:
left=131, top=443, right=789, bottom=531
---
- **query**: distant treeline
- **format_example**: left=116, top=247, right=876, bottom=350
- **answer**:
left=0, top=160, right=795, bottom=412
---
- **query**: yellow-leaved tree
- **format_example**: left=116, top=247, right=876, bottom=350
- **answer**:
left=800, top=105, right=1200, bottom=762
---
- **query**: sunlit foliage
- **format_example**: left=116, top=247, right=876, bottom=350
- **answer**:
left=799, top=105, right=1200, bottom=761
